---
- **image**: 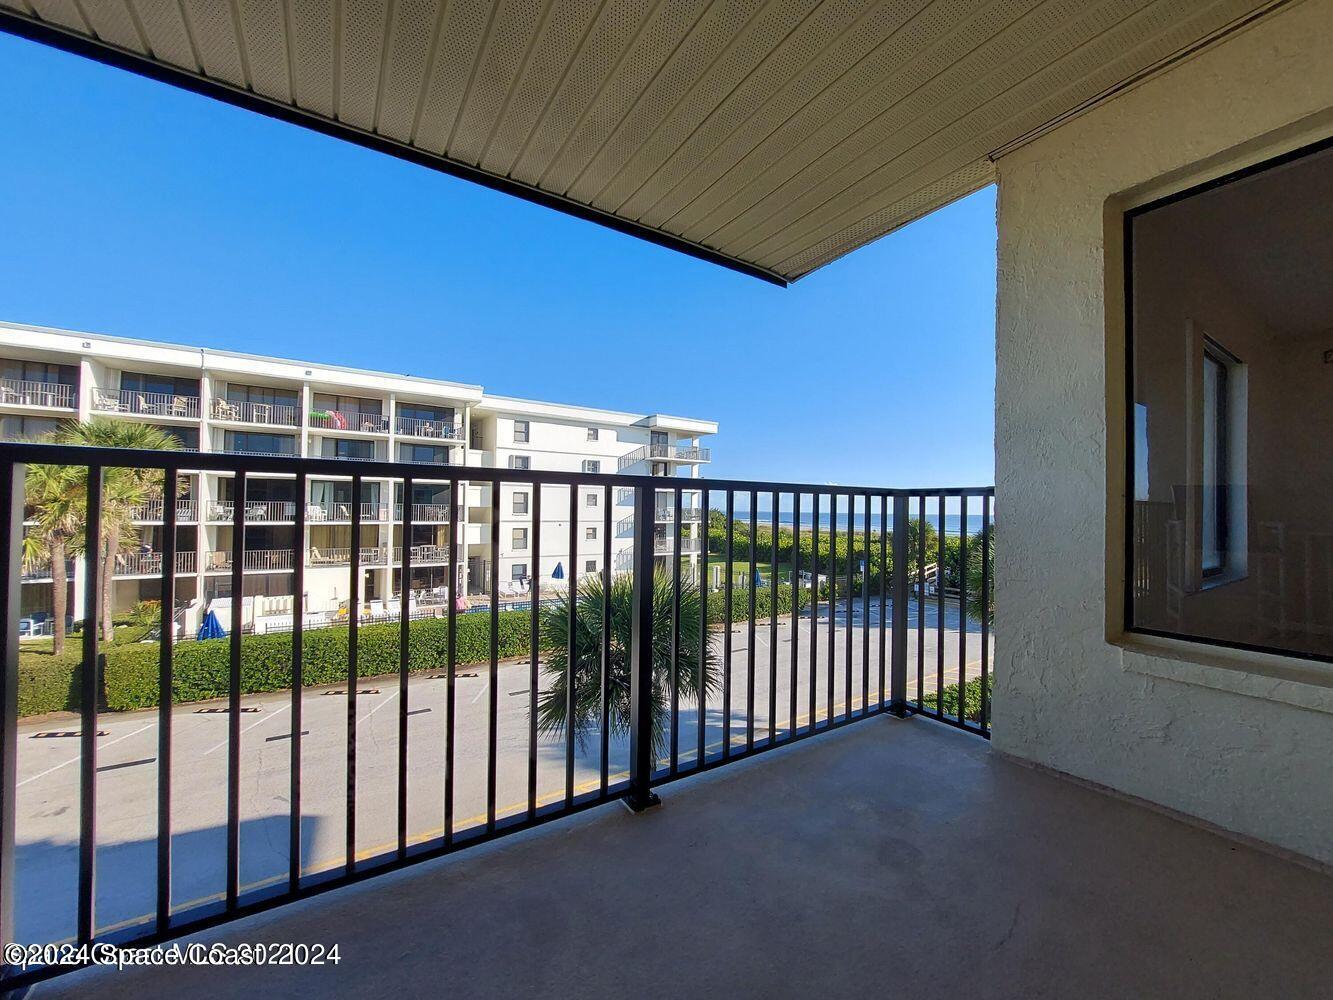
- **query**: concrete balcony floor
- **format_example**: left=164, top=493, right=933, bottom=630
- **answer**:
left=31, top=718, right=1333, bottom=999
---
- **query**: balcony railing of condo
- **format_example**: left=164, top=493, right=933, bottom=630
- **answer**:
left=0, top=378, right=76, bottom=409
left=94, top=389, right=200, bottom=419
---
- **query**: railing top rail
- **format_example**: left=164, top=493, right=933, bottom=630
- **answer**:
left=0, top=442, right=994, bottom=497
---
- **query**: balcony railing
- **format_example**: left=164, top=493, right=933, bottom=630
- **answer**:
left=94, top=389, right=200, bottom=419
left=128, top=498, right=198, bottom=522
left=0, top=378, right=75, bottom=409
left=309, top=408, right=389, bottom=433
left=0, top=440, right=993, bottom=990
left=210, top=398, right=300, bottom=426
left=390, top=543, right=451, bottom=564
left=309, top=545, right=389, bottom=567
left=207, top=499, right=298, bottom=521
left=617, top=443, right=713, bottom=470
left=20, top=557, right=74, bottom=582
left=394, top=502, right=451, bottom=522
left=205, top=548, right=296, bottom=572
left=655, top=535, right=702, bottom=555
left=113, top=550, right=197, bottom=576
left=395, top=415, right=461, bottom=439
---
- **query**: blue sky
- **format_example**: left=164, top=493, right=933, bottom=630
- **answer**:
left=0, top=32, right=996, bottom=488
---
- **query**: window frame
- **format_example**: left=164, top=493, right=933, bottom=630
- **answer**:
left=511, top=527, right=528, bottom=551
left=1121, top=134, right=1331, bottom=666
left=513, top=490, right=529, bottom=515
left=513, top=420, right=529, bottom=443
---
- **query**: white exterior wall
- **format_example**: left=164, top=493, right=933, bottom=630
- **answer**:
left=994, top=0, right=1333, bottom=865
left=6, top=323, right=714, bottom=623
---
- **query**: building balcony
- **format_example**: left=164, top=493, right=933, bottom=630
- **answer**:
left=390, top=543, right=450, bottom=565
left=207, top=500, right=298, bottom=522
left=93, top=388, right=200, bottom=420
left=394, top=502, right=451, bottom=523
left=25, top=720, right=1328, bottom=1000
left=306, top=502, right=390, bottom=523
left=395, top=415, right=463, bottom=440
left=19, top=558, right=74, bottom=583
left=308, top=545, right=389, bottom=567
left=128, top=498, right=198, bottom=522
left=113, top=550, right=197, bottom=577
left=0, top=378, right=75, bottom=410
left=204, top=548, right=296, bottom=573
left=309, top=408, right=389, bottom=434
left=210, top=398, right=301, bottom=427
left=617, top=443, right=712, bottom=470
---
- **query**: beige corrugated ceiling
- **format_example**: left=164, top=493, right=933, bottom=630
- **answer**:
left=0, top=0, right=1286, bottom=283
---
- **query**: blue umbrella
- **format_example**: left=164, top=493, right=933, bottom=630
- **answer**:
left=551, top=562, right=564, bottom=580
left=754, top=569, right=763, bottom=588
left=197, top=610, right=225, bottom=641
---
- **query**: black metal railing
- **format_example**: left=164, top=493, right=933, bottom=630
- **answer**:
left=0, top=441, right=992, bottom=988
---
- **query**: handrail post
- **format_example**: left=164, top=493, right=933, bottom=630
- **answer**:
left=0, top=462, right=23, bottom=966
left=890, top=494, right=911, bottom=717
left=625, top=485, right=661, bottom=812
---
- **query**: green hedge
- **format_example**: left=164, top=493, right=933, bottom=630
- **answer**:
left=18, top=611, right=535, bottom=717
left=920, top=675, right=991, bottom=723
left=705, top=583, right=805, bottom=625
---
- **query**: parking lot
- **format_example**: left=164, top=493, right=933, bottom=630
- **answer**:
left=12, top=597, right=984, bottom=946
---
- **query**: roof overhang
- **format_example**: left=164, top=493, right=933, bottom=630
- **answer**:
left=0, top=1, right=1288, bottom=284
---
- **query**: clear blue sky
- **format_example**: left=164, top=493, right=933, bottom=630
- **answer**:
left=0, top=32, right=996, bottom=489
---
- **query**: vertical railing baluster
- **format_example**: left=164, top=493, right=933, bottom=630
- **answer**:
left=878, top=493, right=887, bottom=712
left=625, top=485, right=660, bottom=812
left=809, top=492, right=819, bottom=730
left=746, top=490, right=756, bottom=752
left=156, top=468, right=177, bottom=930
left=862, top=493, right=870, bottom=716
left=77, top=465, right=102, bottom=943
left=844, top=494, right=853, bottom=720
left=226, top=469, right=244, bottom=908
left=981, top=493, right=991, bottom=735
left=670, top=487, right=681, bottom=774
left=347, top=474, right=362, bottom=872
left=567, top=484, right=578, bottom=804
left=600, top=485, right=610, bottom=792
left=528, top=484, right=541, bottom=818
left=289, top=471, right=306, bottom=889
left=890, top=494, right=910, bottom=716
left=697, top=489, right=708, bottom=767
left=936, top=493, right=946, bottom=719
left=445, top=479, right=458, bottom=845
left=959, top=494, right=969, bottom=727
left=917, top=495, right=926, bottom=709
left=789, top=492, right=800, bottom=739
left=397, top=476, right=413, bottom=859
left=722, top=491, right=733, bottom=758
left=0, top=461, right=22, bottom=959
left=768, top=490, right=777, bottom=744
left=826, top=494, right=835, bottom=726
left=488, top=481, right=500, bottom=831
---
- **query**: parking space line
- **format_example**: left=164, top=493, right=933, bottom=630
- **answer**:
left=18, top=723, right=156, bottom=788
left=204, top=704, right=290, bottom=756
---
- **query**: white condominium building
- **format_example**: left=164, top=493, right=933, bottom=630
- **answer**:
left=3, top=321, right=714, bottom=632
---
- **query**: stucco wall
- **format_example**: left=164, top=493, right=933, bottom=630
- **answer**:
left=993, top=0, right=1333, bottom=865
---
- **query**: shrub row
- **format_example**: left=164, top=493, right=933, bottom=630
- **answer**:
left=705, top=583, right=805, bottom=625
left=20, top=589, right=800, bottom=716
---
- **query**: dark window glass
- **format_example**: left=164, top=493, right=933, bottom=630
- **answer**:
left=399, top=443, right=449, bottom=465
left=223, top=431, right=296, bottom=455
left=121, top=371, right=200, bottom=397
left=1127, top=141, right=1333, bottom=661
left=225, top=383, right=298, bottom=407
left=323, top=437, right=374, bottom=461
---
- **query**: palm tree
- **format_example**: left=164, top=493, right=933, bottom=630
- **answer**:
left=52, top=418, right=179, bottom=642
left=538, top=572, right=718, bottom=756
left=965, top=529, right=995, bottom=627
left=22, top=463, right=84, bottom=656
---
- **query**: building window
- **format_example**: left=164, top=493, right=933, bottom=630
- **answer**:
left=587, top=427, right=599, bottom=441
left=586, top=492, right=598, bottom=508
left=512, top=527, right=528, bottom=551
left=399, top=443, right=450, bottom=465
left=585, top=526, right=597, bottom=540
left=585, top=559, right=597, bottom=574
left=513, top=420, right=529, bottom=443
left=513, top=491, right=528, bottom=515
left=1125, top=139, right=1333, bottom=661
left=223, top=431, right=296, bottom=456
left=509, top=455, right=530, bottom=471
left=511, top=563, right=527, bottom=581
left=323, top=437, right=374, bottom=461
left=582, top=459, right=601, bottom=474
